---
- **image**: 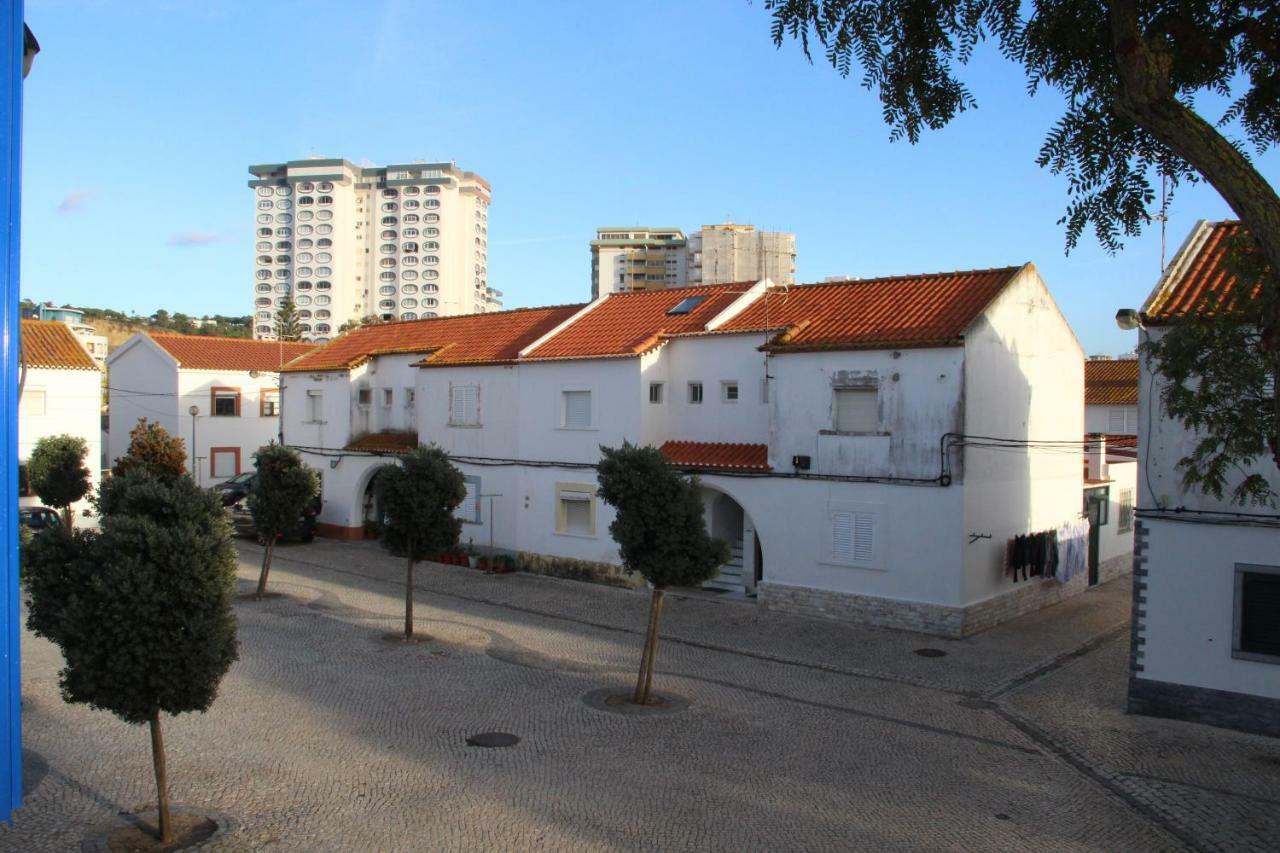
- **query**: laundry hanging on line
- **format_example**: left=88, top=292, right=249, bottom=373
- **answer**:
left=1055, top=518, right=1090, bottom=583
left=1004, top=529, right=1059, bottom=582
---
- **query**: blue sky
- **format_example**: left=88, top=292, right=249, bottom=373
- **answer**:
left=18, top=0, right=1279, bottom=355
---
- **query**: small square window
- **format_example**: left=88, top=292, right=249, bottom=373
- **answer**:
left=212, top=388, right=240, bottom=417
left=404, top=388, right=416, bottom=409
left=556, top=483, right=596, bottom=537
left=260, top=389, right=280, bottom=417
left=688, top=382, right=703, bottom=404
left=358, top=388, right=372, bottom=406
left=649, top=382, right=663, bottom=404
left=382, top=388, right=394, bottom=407
left=562, top=390, right=592, bottom=429
left=833, top=388, right=876, bottom=433
left=721, top=381, right=739, bottom=403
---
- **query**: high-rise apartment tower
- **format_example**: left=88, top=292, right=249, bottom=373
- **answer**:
left=248, top=158, right=497, bottom=342
left=688, top=223, right=795, bottom=286
left=590, top=228, right=688, bottom=299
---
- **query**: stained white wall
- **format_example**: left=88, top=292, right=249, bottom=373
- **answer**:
left=19, top=366, right=103, bottom=521
left=658, top=335, right=772, bottom=447
left=1085, top=403, right=1139, bottom=435
left=1097, top=460, right=1138, bottom=568
left=176, top=369, right=286, bottom=486
left=107, top=338, right=179, bottom=468
left=960, top=265, right=1085, bottom=604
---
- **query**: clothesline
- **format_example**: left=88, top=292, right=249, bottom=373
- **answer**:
left=1005, top=518, right=1090, bottom=584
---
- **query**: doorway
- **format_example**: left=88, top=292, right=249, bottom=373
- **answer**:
left=1083, top=486, right=1109, bottom=586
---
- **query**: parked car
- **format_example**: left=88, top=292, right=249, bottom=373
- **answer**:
left=214, top=471, right=257, bottom=507
left=227, top=495, right=320, bottom=544
left=18, top=506, right=61, bottom=532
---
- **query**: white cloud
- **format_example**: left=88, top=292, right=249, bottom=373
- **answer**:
left=167, top=231, right=223, bottom=247
left=57, top=189, right=95, bottom=214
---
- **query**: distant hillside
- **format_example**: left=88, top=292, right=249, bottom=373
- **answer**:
left=24, top=301, right=253, bottom=349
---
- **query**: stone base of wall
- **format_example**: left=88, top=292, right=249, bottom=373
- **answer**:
left=1128, top=676, right=1280, bottom=738
left=760, top=553, right=1133, bottom=638
left=316, top=522, right=364, bottom=541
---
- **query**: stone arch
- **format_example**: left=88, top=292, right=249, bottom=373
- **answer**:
left=356, top=462, right=399, bottom=538
left=698, top=483, right=764, bottom=596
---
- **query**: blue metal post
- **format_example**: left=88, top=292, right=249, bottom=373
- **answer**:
left=0, top=0, right=25, bottom=824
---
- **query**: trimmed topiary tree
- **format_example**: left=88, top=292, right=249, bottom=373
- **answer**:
left=113, top=417, right=188, bottom=480
left=248, top=443, right=320, bottom=598
left=27, top=434, right=91, bottom=527
left=377, top=445, right=466, bottom=639
left=596, top=442, right=728, bottom=705
left=23, top=466, right=239, bottom=845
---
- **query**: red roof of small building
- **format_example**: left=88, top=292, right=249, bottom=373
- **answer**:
left=1084, top=359, right=1138, bottom=405
left=659, top=441, right=770, bottom=473
left=345, top=431, right=419, bottom=453
left=1142, top=221, right=1267, bottom=324
left=719, top=266, right=1025, bottom=351
left=522, top=284, right=752, bottom=361
left=20, top=320, right=98, bottom=370
left=282, top=305, right=584, bottom=372
left=148, top=334, right=315, bottom=372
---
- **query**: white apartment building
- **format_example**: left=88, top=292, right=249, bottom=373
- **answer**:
left=18, top=320, right=103, bottom=522
left=688, top=223, right=796, bottom=286
left=281, top=264, right=1120, bottom=638
left=107, top=333, right=314, bottom=485
left=1127, top=220, right=1280, bottom=736
left=248, top=158, right=495, bottom=343
left=590, top=227, right=688, bottom=298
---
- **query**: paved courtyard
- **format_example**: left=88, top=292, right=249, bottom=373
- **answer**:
left=4, top=539, right=1278, bottom=851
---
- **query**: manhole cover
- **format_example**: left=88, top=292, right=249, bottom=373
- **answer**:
left=466, top=732, right=520, bottom=748
left=914, top=648, right=948, bottom=658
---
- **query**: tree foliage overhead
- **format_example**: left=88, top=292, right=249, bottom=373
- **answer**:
left=765, top=0, right=1280, bottom=503
left=596, top=443, right=729, bottom=590
left=378, top=445, right=466, bottom=561
left=112, top=418, right=188, bottom=481
left=27, top=434, right=91, bottom=519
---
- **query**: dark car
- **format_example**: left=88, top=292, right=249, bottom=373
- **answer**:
left=227, top=495, right=320, bottom=544
left=18, top=506, right=61, bottom=532
left=214, top=472, right=257, bottom=507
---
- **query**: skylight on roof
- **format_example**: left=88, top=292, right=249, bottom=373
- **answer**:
left=667, top=295, right=707, bottom=315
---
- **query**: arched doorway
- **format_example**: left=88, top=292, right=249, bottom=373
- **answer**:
left=360, top=464, right=396, bottom=539
left=701, top=487, right=761, bottom=596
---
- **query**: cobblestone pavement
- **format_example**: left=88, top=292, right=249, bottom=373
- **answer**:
left=1, top=539, right=1273, bottom=851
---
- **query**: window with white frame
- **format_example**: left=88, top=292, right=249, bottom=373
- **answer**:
left=305, top=389, right=324, bottom=422
left=260, top=388, right=280, bottom=417
left=562, top=389, right=592, bottom=429
left=649, top=382, right=663, bottom=404
left=19, top=388, right=45, bottom=416
left=721, top=381, right=739, bottom=403
left=833, top=387, right=878, bottom=433
left=555, top=483, right=596, bottom=536
left=688, top=381, right=703, bottom=404
left=829, top=506, right=876, bottom=567
left=1117, top=487, right=1134, bottom=532
left=456, top=476, right=481, bottom=524
left=450, top=384, right=480, bottom=426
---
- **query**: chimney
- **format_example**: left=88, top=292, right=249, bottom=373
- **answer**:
left=1086, top=433, right=1107, bottom=481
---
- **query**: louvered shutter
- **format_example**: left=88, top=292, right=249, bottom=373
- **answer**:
left=563, top=391, right=591, bottom=429
left=1108, top=408, right=1125, bottom=432
left=853, top=513, right=874, bottom=563
left=831, top=512, right=853, bottom=561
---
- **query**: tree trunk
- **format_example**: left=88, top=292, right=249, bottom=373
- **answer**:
left=1110, top=0, right=1280, bottom=466
left=405, top=554, right=415, bottom=640
left=255, top=539, right=275, bottom=599
left=633, top=588, right=665, bottom=705
left=60, top=506, right=74, bottom=530
left=149, top=708, right=173, bottom=844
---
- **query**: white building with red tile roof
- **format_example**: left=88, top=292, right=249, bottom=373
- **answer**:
left=1127, top=220, right=1280, bottom=736
left=281, top=263, right=1107, bottom=636
left=107, top=333, right=315, bottom=485
left=18, top=320, right=104, bottom=521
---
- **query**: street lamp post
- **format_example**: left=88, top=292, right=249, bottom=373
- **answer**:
left=188, top=405, right=199, bottom=484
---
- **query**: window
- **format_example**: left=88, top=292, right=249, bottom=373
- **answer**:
left=381, top=388, right=393, bottom=407
left=649, top=382, right=663, bottom=404
left=1108, top=407, right=1138, bottom=434
left=449, top=384, right=480, bottom=426
left=562, top=389, right=592, bottom=429
left=667, top=295, right=706, bottom=315
left=296, top=280, right=313, bottom=290
left=210, top=447, right=240, bottom=479
left=298, top=196, right=314, bottom=206
left=1235, top=565, right=1280, bottom=663
left=357, top=387, right=372, bottom=406
left=834, top=388, right=878, bottom=433
left=721, top=381, right=739, bottom=403
left=688, top=382, right=703, bottom=404
left=257, top=187, right=273, bottom=197
left=211, top=387, right=240, bottom=417
left=316, top=281, right=331, bottom=290
left=456, top=476, right=481, bottom=524
left=305, top=390, right=324, bottom=422
left=317, top=182, right=333, bottom=192
left=315, top=324, right=331, bottom=334
left=317, top=195, right=333, bottom=205
left=260, top=388, right=280, bottom=417
left=555, top=483, right=596, bottom=537
left=19, top=388, right=45, bottom=416
left=830, top=509, right=875, bottom=566
left=1117, top=488, right=1134, bottom=532
left=316, top=224, right=333, bottom=235
left=258, top=199, right=273, bottom=210
left=404, top=388, right=416, bottom=409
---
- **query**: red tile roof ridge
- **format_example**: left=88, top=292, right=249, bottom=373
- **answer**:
left=659, top=440, right=771, bottom=473
left=788, top=264, right=1026, bottom=289
left=20, top=320, right=100, bottom=370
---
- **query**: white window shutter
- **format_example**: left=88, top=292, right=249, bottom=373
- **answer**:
left=834, top=389, right=878, bottom=432
left=831, top=511, right=853, bottom=561
left=564, top=390, right=591, bottom=429
left=1108, top=408, right=1125, bottom=432
left=853, top=513, right=874, bottom=563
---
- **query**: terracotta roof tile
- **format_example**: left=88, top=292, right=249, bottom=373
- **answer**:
left=719, top=267, right=1025, bottom=351
left=345, top=431, right=419, bottom=453
left=522, top=284, right=753, bottom=361
left=148, top=334, right=315, bottom=372
left=1084, top=359, right=1138, bottom=405
left=20, top=320, right=98, bottom=370
left=284, top=305, right=584, bottom=372
left=1143, top=221, right=1266, bottom=324
left=659, top=441, right=770, bottom=473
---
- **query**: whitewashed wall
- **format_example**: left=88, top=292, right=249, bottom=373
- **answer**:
left=175, top=370, right=285, bottom=486
left=1086, top=403, right=1138, bottom=435
left=107, top=339, right=179, bottom=468
left=19, top=366, right=103, bottom=521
